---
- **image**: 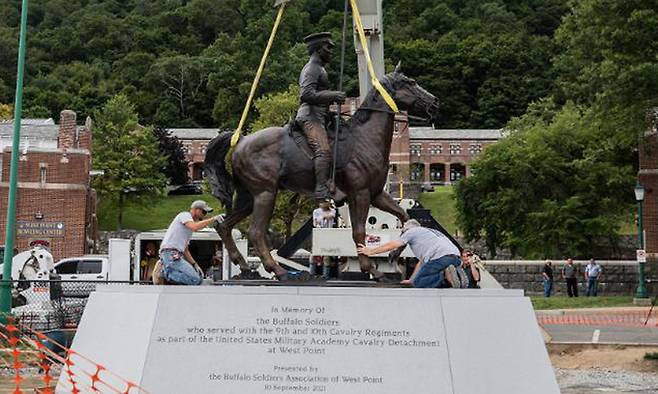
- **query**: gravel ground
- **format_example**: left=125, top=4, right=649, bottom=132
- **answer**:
left=557, top=368, right=658, bottom=394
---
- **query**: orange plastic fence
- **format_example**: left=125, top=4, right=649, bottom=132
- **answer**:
left=1, top=316, right=149, bottom=394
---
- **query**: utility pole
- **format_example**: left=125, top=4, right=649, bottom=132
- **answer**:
left=1, top=0, right=29, bottom=316
left=353, top=0, right=385, bottom=100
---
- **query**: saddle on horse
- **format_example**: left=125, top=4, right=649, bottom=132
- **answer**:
left=286, top=114, right=353, bottom=169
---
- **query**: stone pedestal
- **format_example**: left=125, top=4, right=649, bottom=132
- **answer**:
left=58, top=286, right=558, bottom=394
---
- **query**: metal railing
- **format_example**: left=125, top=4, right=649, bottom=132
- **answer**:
left=1, top=280, right=149, bottom=331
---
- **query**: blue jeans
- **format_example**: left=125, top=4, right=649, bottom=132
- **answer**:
left=543, top=279, right=553, bottom=297
left=412, top=255, right=461, bottom=288
left=587, top=277, right=598, bottom=296
left=160, top=250, right=202, bottom=285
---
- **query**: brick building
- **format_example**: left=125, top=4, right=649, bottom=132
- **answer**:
left=388, top=120, right=502, bottom=195
left=0, top=110, right=97, bottom=261
left=165, top=112, right=503, bottom=190
left=168, top=129, right=219, bottom=181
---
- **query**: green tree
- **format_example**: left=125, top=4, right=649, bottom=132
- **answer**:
left=553, top=0, right=658, bottom=148
left=153, top=126, right=190, bottom=186
left=0, top=103, right=11, bottom=120
left=92, top=94, right=167, bottom=230
left=251, top=84, right=299, bottom=131
left=455, top=102, right=633, bottom=258
left=146, top=55, right=212, bottom=126
left=0, top=0, right=570, bottom=130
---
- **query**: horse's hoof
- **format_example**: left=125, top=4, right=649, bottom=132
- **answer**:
left=277, top=271, right=311, bottom=282
left=232, top=270, right=265, bottom=280
left=374, top=275, right=397, bottom=284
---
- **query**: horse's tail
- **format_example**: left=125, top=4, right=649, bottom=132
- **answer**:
left=204, top=131, right=235, bottom=209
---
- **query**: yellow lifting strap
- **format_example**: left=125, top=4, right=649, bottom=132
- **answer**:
left=350, top=0, right=399, bottom=113
left=230, top=2, right=287, bottom=147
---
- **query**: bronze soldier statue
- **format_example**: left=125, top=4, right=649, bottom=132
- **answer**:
left=296, top=32, right=347, bottom=202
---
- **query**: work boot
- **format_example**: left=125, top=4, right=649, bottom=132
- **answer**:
left=444, top=265, right=459, bottom=288
left=313, top=154, right=332, bottom=201
left=455, top=266, right=469, bottom=288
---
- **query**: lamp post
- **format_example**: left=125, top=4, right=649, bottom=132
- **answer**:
left=1, top=0, right=29, bottom=317
left=634, top=181, right=648, bottom=299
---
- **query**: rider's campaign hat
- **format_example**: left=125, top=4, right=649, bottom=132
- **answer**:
left=304, top=32, right=335, bottom=48
left=191, top=200, right=213, bottom=213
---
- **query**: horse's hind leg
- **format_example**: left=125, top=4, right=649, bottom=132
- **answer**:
left=372, top=191, right=410, bottom=224
left=214, top=186, right=253, bottom=271
left=249, top=190, right=288, bottom=278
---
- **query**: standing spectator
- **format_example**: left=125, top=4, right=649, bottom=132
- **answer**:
left=562, top=258, right=579, bottom=297
left=311, top=201, right=336, bottom=279
left=542, top=260, right=554, bottom=297
left=585, top=258, right=603, bottom=296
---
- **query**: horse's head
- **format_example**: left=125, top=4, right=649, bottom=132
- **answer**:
left=384, top=62, right=439, bottom=118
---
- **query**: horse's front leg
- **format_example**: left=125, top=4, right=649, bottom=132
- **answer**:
left=349, top=189, right=384, bottom=279
left=214, top=187, right=253, bottom=271
left=249, top=190, right=288, bottom=278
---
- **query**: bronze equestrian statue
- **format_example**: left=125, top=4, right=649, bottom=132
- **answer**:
left=296, top=32, right=346, bottom=202
left=205, top=52, right=439, bottom=281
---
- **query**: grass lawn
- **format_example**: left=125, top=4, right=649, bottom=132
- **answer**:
left=98, top=193, right=223, bottom=231
left=530, top=296, right=635, bottom=310
left=418, top=186, right=458, bottom=235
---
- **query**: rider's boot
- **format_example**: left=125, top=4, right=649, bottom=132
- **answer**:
left=313, top=153, right=332, bottom=202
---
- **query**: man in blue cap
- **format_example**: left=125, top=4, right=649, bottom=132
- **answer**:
left=296, top=32, right=347, bottom=202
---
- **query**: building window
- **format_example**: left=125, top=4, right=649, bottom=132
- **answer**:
left=450, top=164, right=466, bottom=181
left=39, top=163, right=47, bottom=184
left=410, top=163, right=424, bottom=181
left=389, top=164, right=397, bottom=174
left=469, top=144, right=482, bottom=154
left=410, top=144, right=422, bottom=157
left=449, top=144, right=461, bottom=155
left=429, top=164, right=444, bottom=181
left=429, top=144, right=442, bottom=155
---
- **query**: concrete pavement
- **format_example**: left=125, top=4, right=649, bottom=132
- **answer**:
left=536, top=306, right=658, bottom=344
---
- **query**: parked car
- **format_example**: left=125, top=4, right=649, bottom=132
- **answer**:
left=168, top=183, right=203, bottom=195
left=420, top=182, right=435, bottom=192
left=54, top=255, right=109, bottom=281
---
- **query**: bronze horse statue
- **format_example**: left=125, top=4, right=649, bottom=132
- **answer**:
left=205, top=66, right=439, bottom=280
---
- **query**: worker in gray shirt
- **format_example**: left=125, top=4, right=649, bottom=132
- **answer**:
left=357, top=220, right=466, bottom=288
left=562, top=258, right=579, bottom=297
left=159, top=200, right=222, bottom=285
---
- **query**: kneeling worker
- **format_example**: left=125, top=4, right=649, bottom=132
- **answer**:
left=159, top=200, right=222, bottom=285
left=357, top=220, right=466, bottom=288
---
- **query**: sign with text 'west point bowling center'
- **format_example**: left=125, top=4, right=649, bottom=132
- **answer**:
left=16, top=221, right=65, bottom=238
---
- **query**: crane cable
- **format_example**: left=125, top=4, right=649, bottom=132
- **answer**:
left=230, top=3, right=286, bottom=147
